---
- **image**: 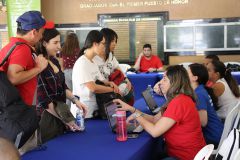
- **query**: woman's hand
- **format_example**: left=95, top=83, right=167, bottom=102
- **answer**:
left=153, top=81, right=163, bottom=96
left=109, top=81, right=120, bottom=94
left=126, top=79, right=132, bottom=91
left=75, top=100, right=88, bottom=117
left=126, top=113, right=137, bottom=123
left=66, top=120, right=80, bottom=132
left=113, top=99, right=135, bottom=112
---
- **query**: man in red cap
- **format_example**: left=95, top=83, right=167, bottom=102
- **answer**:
left=0, top=11, right=48, bottom=105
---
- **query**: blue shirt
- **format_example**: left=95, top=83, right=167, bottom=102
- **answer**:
left=195, top=85, right=223, bottom=144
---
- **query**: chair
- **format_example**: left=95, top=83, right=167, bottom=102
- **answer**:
left=178, top=62, right=192, bottom=69
left=119, top=64, right=131, bottom=73
left=212, top=101, right=240, bottom=154
left=194, top=144, right=214, bottom=160
left=233, top=149, right=240, bottom=160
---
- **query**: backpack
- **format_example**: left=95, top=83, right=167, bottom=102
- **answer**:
left=226, top=63, right=240, bottom=72
left=95, top=80, right=123, bottom=119
left=0, top=42, right=39, bottom=148
left=215, top=128, right=240, bottom=160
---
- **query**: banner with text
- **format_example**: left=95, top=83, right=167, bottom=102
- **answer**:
left=6, top=0, right=40, bottom=37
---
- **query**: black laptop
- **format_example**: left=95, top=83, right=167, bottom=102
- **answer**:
left=104, top=101, right=143, bottom=134
left=141, top=89, right=161, bottom=114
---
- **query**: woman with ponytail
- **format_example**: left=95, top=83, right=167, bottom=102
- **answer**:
left=188, top=63, right=223, bottom=147
left=207, top=60, right=240, bottom=119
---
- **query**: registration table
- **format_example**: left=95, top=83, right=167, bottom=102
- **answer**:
left=127, top=72, right=163, bottom=100
left=21, top=96, right=165, bottom=160
left=127, top=72, right=240, bottom=100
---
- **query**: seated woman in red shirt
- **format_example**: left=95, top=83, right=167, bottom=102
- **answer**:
left=114, top=65, right=206, bottom=160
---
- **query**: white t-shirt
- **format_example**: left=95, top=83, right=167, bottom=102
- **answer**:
left=92, top=52, right=119, bottom=80
left=71, top=55, right=104, bottom=118
left=216, top=78, right=240, bottom=119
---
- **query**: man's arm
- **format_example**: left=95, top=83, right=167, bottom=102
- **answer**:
left=133, top=52, right=143, bottom=71
left=156, top=56, right=164, bottom=71
left=7, top=55, right=48, bottom=85
left=7, top=64, right=41, bottom=85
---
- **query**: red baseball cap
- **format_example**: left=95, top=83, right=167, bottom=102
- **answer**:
left=43, top=21, right=55, bottom=29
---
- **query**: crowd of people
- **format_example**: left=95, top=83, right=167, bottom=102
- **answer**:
left=0, top=10, right=239, bottom=160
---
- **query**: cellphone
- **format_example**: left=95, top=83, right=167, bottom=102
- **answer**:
left=56, top=52, right=62, bottom=58
left=128, top=134, right=138, bottom=139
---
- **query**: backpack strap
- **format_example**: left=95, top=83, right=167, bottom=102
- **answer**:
left=0, top=42, right=27, bottom=67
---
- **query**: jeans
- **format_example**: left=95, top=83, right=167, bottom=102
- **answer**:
left=64, top=69, right=73, bottom=107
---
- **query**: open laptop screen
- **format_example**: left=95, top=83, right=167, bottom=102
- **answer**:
left=104, top=102, right=118, bottom=129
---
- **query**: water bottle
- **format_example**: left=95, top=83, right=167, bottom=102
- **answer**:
left=115, top=111, right=127, bottom=142
left=147, top=84, right=154, bottom=97
left=76, top=109, right=85, bottom=131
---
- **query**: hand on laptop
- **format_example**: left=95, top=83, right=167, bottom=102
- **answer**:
left=113, top=99, right=135, bottom=113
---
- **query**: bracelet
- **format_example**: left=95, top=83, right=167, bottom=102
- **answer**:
left=133, top=112, right=144, bottom=119
left=132, top=108, right=137, bottom=113
left=71, top=96, right=79, bottom=104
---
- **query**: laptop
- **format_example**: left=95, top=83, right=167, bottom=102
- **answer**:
left=141, top=89, right=162, bottom=114
left=104, top=101, right=143, bottom=134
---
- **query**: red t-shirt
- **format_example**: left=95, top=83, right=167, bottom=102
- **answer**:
left=163, top=94, right=206, bottom=160
left=0, top=37, right=37, bottom=105
left=139, top=55, right=163, bottom=72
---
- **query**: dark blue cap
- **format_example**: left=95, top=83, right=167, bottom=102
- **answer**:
left=16, top=11, right=46, bottom=30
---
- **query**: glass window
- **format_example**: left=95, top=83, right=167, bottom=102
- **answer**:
left=227, top=25, right=240, bottom=48
left=195, top=26, right=224, bottom=49
left=166, top=27, right=193, bottom=49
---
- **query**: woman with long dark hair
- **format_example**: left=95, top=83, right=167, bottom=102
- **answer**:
left=188, top=63, right=223, bottom=147
left=114, top=65, right=205, bottom=160
left=92, top=28, right=133, bottom=104
left=207, top=60, right=240, bottom=119
left=71, top=30, right=120, bottom=118
left=36, top=28, right=87, bottom=143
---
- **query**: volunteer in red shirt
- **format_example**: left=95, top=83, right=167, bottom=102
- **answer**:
left=0, top=11, right=48, bottom=105
left=134, top=43, right=163, bottom=72
left=114, top=65, right=206, bottom=160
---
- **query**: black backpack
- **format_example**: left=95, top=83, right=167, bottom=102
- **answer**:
left=95, top=80, right=123, bottom=119
left=226, top=63, right=240, bottom=72
left=0, top=42, right=39, bottom=148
